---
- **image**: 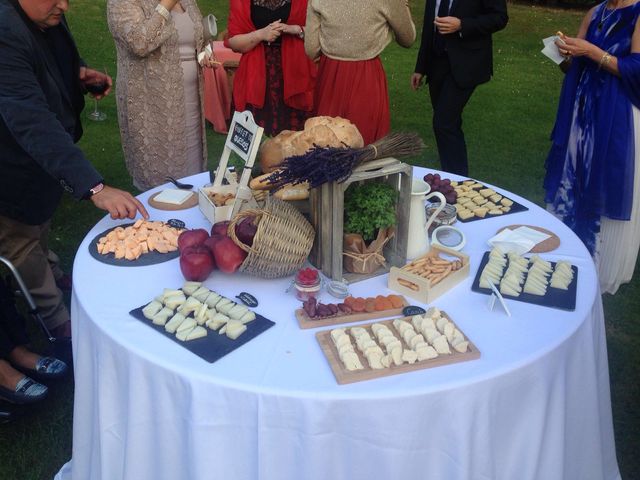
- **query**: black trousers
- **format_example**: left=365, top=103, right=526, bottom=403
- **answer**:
left=0, top=278, right=28, bottom=358
left=427, top=53, right=476, bottom=176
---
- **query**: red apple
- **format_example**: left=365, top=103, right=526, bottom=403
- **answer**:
left=177, top=229, right=209, bottom=252
left=203, top=235, right=225, bottom=263
left=212, top=236, right=247, bottom=274
left=235, top=217, right=258, bottom=247
left=179, top=245, right=215, bottom=281
left=210, top=220, right=231, bottom=237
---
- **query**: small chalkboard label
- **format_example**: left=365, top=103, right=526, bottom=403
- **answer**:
left=230, top=121, right=253, bottom=156
left=236, top=292, right=258, bottom=307
left=167, top=219, right=186, bottom=229
left=402, top=306, right=427, bottom=316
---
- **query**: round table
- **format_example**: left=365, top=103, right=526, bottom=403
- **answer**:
left=56, top=168, right=621, bottom=480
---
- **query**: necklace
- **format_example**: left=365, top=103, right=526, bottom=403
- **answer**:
left=598, top=1, right=622, bottom=30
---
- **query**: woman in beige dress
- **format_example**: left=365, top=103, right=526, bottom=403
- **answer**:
left=107, top=0, right=212, bottom=191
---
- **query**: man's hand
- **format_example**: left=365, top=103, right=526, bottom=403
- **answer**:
left=79, top=67, right=113, bottom=99
left=90, top=185, right=149, bottom=220
left=434, top=16, right=462, bottom=35
left=411, top=73, right=425, bottom=90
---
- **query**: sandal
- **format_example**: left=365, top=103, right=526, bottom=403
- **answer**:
left=0, top=376, right=48, bottom=404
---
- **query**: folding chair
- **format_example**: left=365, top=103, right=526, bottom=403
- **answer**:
left=0, top=256, right=71, bottom=360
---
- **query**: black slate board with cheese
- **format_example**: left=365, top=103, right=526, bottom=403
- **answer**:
left=454, top=180, right=528, bottom=223
left=129, top=305, right=275, bottom=363
left=89, top=223, right=181, bottom=267
left=471, top=251, right=578, bottom=311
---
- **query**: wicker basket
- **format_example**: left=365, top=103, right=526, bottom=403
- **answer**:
left=228, top=196, right=315, bottom=278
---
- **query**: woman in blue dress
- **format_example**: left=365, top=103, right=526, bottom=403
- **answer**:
left=545, top=0, right=640, bottom=294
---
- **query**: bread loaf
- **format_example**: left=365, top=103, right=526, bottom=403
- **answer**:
left=258, top=116, right=364, bottom=173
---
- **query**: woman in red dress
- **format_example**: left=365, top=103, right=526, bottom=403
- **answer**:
left=305, top=0, right=416, bottom=145
left=226, top=0, right=316, bottom=136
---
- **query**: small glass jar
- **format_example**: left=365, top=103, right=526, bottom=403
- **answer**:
left=294, top=268, right=321, bottom=301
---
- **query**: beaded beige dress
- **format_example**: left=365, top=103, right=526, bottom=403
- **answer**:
left=107, top=0, right=208, bottom=191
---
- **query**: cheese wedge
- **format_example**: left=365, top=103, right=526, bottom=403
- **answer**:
left=142, top=300, right=163, bottom=320
left=165, top=312, right=187, bottom=333
left=152, top=307, right=173, bottom=326
left=181, top=282, right=201, bottom=296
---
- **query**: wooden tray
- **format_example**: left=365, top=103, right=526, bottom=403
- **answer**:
left=296, top=296, right=409, bottom=329
left=496, top=225, right=560, bottom=253
left=471, top=251, right=578, bottom=311
left=388, top=245, right=469, bottom=303
left=316, top=313, right=480, bottom=384
left=148, top=191, right=198, bottom=211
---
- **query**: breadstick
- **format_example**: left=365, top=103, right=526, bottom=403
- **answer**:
left=397, top=278, right=419, bottom=291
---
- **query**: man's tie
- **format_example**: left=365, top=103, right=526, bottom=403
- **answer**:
left=433, top=0, right=450, bottom=55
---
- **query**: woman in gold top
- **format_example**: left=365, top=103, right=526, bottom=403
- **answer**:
left=107, top=0, right=216, bottom=191
left=305, top=0, right=416, bottom=144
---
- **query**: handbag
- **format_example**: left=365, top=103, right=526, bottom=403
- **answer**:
left=202, top=14, right=218, bottom=40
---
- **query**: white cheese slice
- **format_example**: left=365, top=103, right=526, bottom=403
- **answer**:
left=165, top=312, right=187, bottom=333
left=151, top=306, right=173, bottom=326
left=176, top=317, right=197, bottom=333
left=192, top=287, right=212, bottom=303
left=432, top=335, right=451, bottom=354
left=154, top=189, right=194, bottom=205
left=181, top=282, right=201, bottom=296
left=142, top=300, right=163, bottom=320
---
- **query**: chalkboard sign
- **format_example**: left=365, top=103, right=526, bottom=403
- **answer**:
left=225, top=111, right=261, bottom=162
left=230, top=121, right=253, bottom=157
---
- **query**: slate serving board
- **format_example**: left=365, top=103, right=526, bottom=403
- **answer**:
left=88, top=223, right=180, bottom=267
left=129, top=304, right=275, bottom=363
left=455, top=180, right=528, bottom=223
left=471, top=251, right=578, bottom=311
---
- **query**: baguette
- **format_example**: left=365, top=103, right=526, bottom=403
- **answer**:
left=249, top=172, right=278, bottom=190
left=273, top=182, right=310, bottom=201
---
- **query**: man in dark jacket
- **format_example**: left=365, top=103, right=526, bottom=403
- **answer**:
left=411, top=0, right=508, bottom=176
left=0, top=0, right=149, bottom=338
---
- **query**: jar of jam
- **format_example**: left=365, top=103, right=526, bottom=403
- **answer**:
left=294, top=267, right=321, bottom=301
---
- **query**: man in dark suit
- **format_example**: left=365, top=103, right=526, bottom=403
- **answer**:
left=411, top=0, right=508, bottom=176
left=0, top=0, right=148, bottom=338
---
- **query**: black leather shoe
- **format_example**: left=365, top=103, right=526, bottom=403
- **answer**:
left=0, top=376, right=48, bottom=404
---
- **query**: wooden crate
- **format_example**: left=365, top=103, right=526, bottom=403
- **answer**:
left=308, top=158, right=412, bottom=282
left=387, top=245, right=470, bottom=304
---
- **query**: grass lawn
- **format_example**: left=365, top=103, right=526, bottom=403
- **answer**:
left=1, top=1, right=638, bottom=479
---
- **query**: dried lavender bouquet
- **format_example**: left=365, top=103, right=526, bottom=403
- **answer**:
left=266, top=132, right=425, bottom=189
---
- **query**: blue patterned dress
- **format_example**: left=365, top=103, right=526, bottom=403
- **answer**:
left=544, top=2, right=640, bottom=255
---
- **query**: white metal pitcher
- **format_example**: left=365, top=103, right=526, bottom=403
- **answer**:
left=406, top=178, right=446, bottom=259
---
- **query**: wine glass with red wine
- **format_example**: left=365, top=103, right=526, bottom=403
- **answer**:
left=86, top=74, right=108, bottom=122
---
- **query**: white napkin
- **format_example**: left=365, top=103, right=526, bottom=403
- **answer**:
left=488, top=226, right=551, bottom=255
left=541, top=35, right=566, bottom=65
left=154, top=189, right=194, bottom=205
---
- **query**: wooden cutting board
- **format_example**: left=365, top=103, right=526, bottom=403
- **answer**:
left=316, top=312, right=480, bottom=385
left=148, top=191, right=198, bottom=211
left=496, top=225, right=560, bottom=253
left=296, top=296, right=409, bottom=329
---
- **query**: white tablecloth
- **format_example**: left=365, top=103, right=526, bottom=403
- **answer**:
left=56, top=168, right=620, bottom=480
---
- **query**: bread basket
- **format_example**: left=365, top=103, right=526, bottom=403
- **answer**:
left=228, top=196, right=315, bottom=278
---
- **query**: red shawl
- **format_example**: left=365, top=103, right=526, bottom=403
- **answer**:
left=226, top=0, right=316, bottom=112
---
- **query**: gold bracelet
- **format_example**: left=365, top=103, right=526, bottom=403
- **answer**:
left=155, top=3, right=171, bottom=20
left=598, top=52, right=612, bottom=70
